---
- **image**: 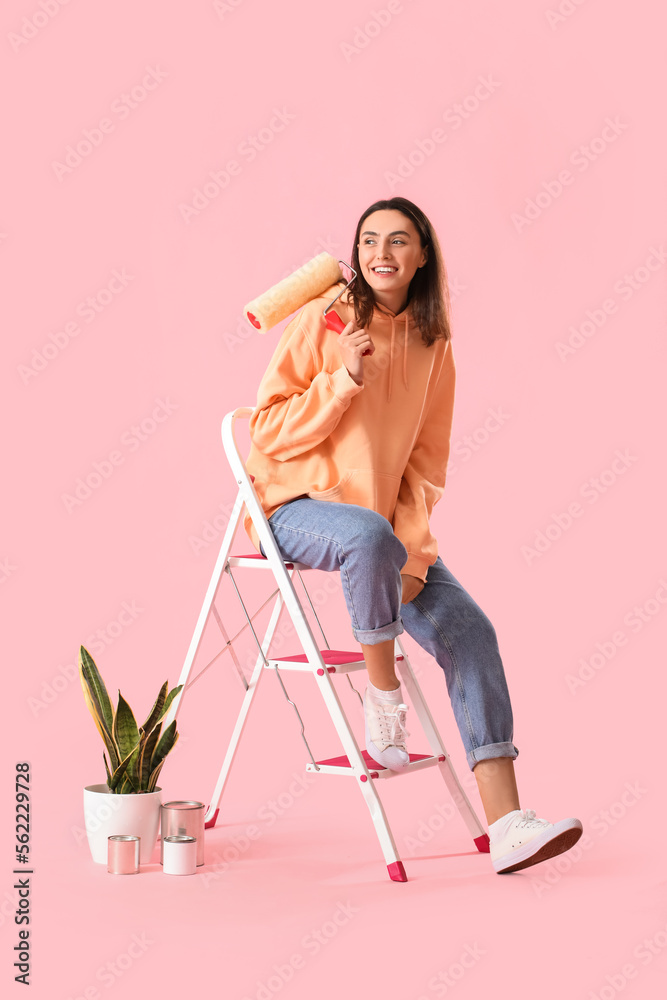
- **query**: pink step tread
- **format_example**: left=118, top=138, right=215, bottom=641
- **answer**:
left=316, top=750, right=432, bottom=770
left=277, top=650, right=363, bottom=664
left=233, top=552, right=294, bottom=569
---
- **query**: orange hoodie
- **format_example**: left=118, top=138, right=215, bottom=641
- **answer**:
left=242, top=282, right=456, bottom=582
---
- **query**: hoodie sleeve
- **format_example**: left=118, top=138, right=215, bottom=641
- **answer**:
left=392, top=341, right=456, bottom=582
left=249, top=303, right=363, bottom=461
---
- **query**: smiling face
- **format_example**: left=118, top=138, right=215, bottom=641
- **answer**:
left=357, top=209, right=428, bottom=313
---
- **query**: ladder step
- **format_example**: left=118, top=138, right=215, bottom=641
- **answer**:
left=307, top=750, right=446, bottom=779
left=228, top=553, right=310, bottom=571
left=268, top=649, right=366, bottom=673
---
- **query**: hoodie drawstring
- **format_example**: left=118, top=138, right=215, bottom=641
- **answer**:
left=403, top=314, right=408, bottom=392
left=386, top=313, right=410, bottom=403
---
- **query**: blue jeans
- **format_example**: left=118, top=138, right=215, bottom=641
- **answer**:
left=260, top=498, right=519, bottom=772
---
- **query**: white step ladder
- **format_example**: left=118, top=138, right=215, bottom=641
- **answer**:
left=164, top=407, right=489, bottom=882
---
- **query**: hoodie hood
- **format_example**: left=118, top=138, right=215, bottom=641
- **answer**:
left=324, top=284, right=414, bottom=403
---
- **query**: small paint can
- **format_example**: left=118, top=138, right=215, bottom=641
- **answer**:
left=107, top=835, right=140, bottom=875
left=162, top=835, right=197, bottom=876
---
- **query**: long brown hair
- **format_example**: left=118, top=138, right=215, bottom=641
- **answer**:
left=344, top=197, right=452, bottom=347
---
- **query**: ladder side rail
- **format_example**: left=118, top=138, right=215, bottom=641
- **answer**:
left=205, top=588, right=287, bottom=822
left=394, top=636, right=451, bottom=757
left=395, top=637, right=487, bottom=842
left=309, top=666, right=404, bottom=871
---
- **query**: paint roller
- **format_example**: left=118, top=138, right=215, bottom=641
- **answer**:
left=244, top=252, right=372, bottom=354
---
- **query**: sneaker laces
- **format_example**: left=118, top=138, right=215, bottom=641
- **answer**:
left=375, top=703, right=410, bottom=750
left=516, top=808, right=549, bottom=829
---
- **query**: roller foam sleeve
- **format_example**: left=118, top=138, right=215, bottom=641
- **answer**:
left=244, top=252, right=343, bottom=333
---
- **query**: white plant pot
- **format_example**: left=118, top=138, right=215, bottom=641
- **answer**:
left=83, top=784, right=162, bottom=865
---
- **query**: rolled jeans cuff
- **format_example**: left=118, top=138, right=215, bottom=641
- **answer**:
left=352, top=616, right=404, bottom=645
left=466, top=742, right=520, bottom=772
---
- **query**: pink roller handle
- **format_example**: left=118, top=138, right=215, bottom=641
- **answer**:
left=325, top=310, right=372, bottom=356
left=324, top=309, right=346, bottom=333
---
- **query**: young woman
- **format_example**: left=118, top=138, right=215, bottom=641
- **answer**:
left=243, top=197, right=583, bottom=875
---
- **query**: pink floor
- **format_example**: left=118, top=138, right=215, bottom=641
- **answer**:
left=9, top=638, right=666, bottom=999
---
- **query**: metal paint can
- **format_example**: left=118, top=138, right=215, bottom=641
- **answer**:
left=162, top=835, right=197, bottom=876
left=160, top=801, right=205, bottom=866
left=107, top=835, right=140, bottom=875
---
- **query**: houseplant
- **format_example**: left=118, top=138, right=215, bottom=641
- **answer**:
left=79, top=645, right=183, bottom=863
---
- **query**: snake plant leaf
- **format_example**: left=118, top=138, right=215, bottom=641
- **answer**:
left=108, top=752, right=133, bottom=792
left=79, top=646, right=114, bottom=733
left=152, top=718, right=178, bottom=762
left=147, top=758, right=166, bottom=793
left=113, top=692, right=140, bottom=760
left=103, top=752, right=112, bottom=788
left=119, top=774, right=133, bottom=794
left=143, top=684, right=184, bottom=734
left=158, top=684, right=184, bottom=724
left=108, top=736, right=146, bottom=793
left=138, top=724, right=162, bottom=791
left=81, top=684, right=117, bottom=765
left=79, top=650, right=120, bottom=772
left=149, top=720, right=179, bottom=790
left=139, top=681, right=168, bottom=736
left=122, top=742, right=144, bottom=793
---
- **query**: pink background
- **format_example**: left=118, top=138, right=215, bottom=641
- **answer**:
left=1, top=0, right=666, bottom=997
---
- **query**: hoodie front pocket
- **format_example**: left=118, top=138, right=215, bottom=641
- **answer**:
left=308, top=469, right=402, bottom=519
left=307, top=469, right=355, bottom=501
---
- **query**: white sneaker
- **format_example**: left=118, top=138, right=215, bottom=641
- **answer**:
left=490, top=808, right=583, bottom=874
left=363, top=687, right=411, bottom=771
